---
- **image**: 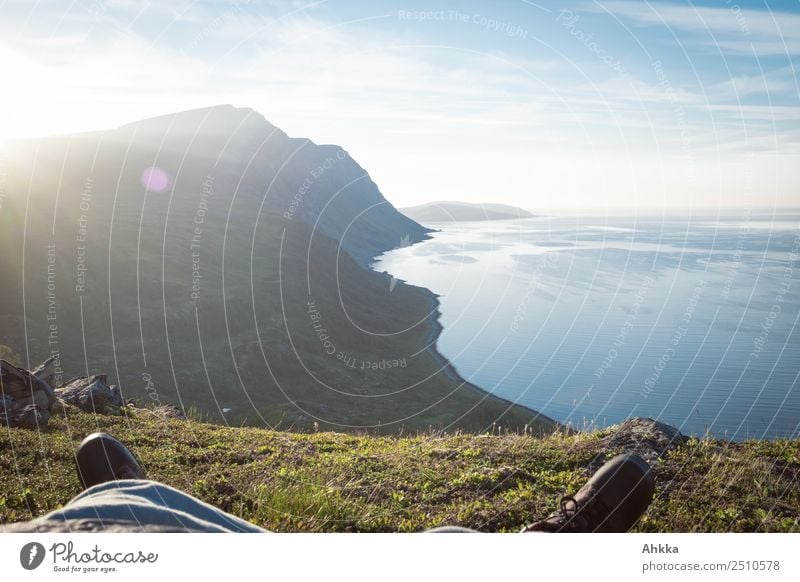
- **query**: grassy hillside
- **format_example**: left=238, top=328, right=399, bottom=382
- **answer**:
left=1, top=408, right=797, bottom=532
left=0, top=107, right=553, bottom=434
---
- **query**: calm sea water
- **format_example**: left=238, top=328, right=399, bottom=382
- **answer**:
left=375, top=213, right=800, bottom=440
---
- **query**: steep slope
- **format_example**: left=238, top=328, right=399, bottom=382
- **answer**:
left=115, top=106, right=432, bottom=264
left=0, top=106, right=554, bottom=433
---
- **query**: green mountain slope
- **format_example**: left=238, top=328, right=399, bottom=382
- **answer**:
left=0, top=106, right=552, bottom=433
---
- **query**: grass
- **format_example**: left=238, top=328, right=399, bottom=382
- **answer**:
left=1, top=408, right=798, bottom=532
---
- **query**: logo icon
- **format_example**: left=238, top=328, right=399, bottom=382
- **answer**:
left=20, top=542, right=46, bottom=570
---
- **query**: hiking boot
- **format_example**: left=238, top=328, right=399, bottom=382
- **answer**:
left=522, top=453, right=655, bottom=533
left=75, top=432, right=146, bottom=489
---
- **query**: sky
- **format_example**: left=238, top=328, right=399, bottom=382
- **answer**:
left=1, top=0, right=798, bottom=211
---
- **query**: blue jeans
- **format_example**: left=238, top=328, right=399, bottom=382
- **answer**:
left=34, top=480, right=266, bottom=532
left=30, top=480, right=481, bottom=532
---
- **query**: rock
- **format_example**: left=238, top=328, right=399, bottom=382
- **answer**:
left=0, top=359, right=57, bottom=410
left=55, top=374, right=124, bottom=414
left=597, top=417, right=686, bottom=467
left=31, top=389, right=52, bottom=410
left=0, top=395, right=13, bottom=412
left=14, top=388, right=53, bottom=410
left=49, top=398, right=79, bottom=415
left=0, top=404, right=50, bottom=430
left=0, top=359, right=31, bottom=399
left=31, top=356, right=58, bottom=389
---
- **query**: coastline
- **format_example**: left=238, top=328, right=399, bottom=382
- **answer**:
left=371, top=239, right=560, bottom=433
left=421, top=285, right=560, bottom=432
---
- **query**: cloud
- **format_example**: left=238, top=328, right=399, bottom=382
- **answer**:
left=596, top=1, right=800, bottom=55
left=0, top=35, right=210, bottom=138
left=710, top=68, right=796, bottom=99
left=1, top=1, right=797, bottom=207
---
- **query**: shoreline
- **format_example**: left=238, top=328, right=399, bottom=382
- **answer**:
left=373, top=219, right=799, bottom=442
left=371, top=239, right=560, bottom=432
left=420, top=285, right=560, bottom=431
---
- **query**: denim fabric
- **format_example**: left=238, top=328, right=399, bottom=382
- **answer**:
left=33, top=479, right=267, bottom=533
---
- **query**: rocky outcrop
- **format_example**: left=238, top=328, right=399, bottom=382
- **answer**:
left=591, top=417, right=687, bottom=471
left=1, top=361, right=128, bottom=429
left=0, top=359, right=57, bottom=409
left=55, top=375, right=124, bottom=414
left=31, top=355, right=58, bottom=389
left=2, top=359, right=191, bottom=430
left=2, top=405, right=50, bottom=430
left=1, top=359, right=57, bottom=429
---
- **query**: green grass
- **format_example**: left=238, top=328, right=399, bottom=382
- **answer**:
left=1, top=409, right=798, bottom=532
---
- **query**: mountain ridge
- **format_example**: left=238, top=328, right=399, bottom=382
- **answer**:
left=0, top=106, right=553, bottom=434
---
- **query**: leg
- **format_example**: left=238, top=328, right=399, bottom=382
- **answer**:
left=45, top=479, right=265, bottom=532
left=33, top=433, right=266, bottom=532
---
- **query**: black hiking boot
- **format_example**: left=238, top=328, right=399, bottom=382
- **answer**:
left=522, top=453, right=655, bottom=532
left=75, top=432, right=146, bottom=489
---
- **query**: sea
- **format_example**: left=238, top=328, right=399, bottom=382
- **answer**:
left=375, top=212, right=800, bottom=440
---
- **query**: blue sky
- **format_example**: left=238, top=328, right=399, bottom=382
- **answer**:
left=1, top=0, right=798, bottom=209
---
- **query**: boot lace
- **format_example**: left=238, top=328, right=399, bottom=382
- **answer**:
left=552, top=490, right=609, bottom=532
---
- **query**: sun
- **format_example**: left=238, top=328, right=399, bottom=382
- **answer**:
left=0, top=46, right=72, bottom=141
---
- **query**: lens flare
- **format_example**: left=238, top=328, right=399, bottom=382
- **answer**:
left=141, top=166, right=171, bottom=192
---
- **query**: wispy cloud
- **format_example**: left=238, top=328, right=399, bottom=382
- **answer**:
left=709, top=65, right=797, bottom=99
left=597, top=1, right=800, bottom=55
left=1, top=1, right=797, bottom=208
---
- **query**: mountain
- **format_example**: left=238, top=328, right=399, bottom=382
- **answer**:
left=0, top=105, right=554, bottom=434
left=400, top=201, right=535, bottom=224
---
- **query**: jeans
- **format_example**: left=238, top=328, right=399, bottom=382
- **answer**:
left=33, top=480, right=266, bottom=532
